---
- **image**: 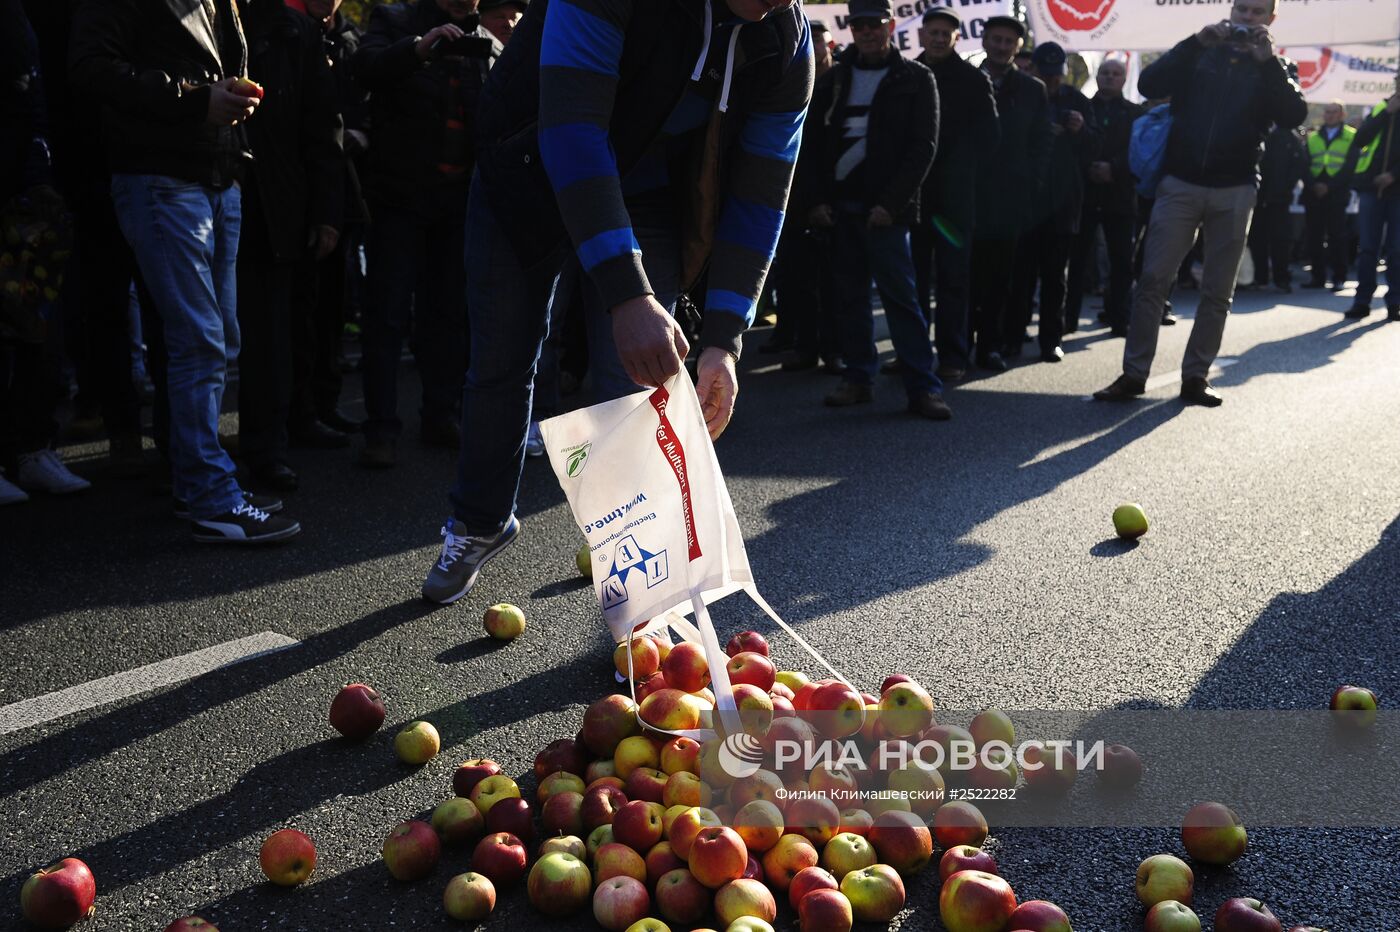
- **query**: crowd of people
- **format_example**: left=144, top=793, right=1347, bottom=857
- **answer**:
left=1, top=0, right=1397, bottom=585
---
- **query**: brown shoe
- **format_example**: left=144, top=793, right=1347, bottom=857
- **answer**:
left=1092, top=375, right=1147, bottom=402
left=1180, top=377, right=1223, bottom=407
left=824, top=381, right=874, bottom=407
left=936, top=364, right=966, bottom=382
left=908, top=391, right=952, bottom=420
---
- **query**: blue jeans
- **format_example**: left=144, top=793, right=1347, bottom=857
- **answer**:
left=1354, top=191, right=1400, bottom=308
left=831, top=212, right=939, bottom=395
left=111, top=174, right=243, bottom=519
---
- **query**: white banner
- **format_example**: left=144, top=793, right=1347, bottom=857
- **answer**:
left=1024, top=0, right=1399, bottom=52
left=1278, top=43, right=1399, bottom=105
left=807, top=0, right=1013, bottom=57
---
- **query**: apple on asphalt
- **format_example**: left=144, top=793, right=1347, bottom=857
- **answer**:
left=940, top=845, right=998, bottom=882
left=593, top=876, right=650, bottom=932
left=932, top=800, right=990, bottom=849
left=469, top=774, right=522, bottom=818
left=259, top=829, right=316, bottom=886
left=654, top=867, right=709, bottom=926
left=535, top=738, right=589, bottom=782
left=582, top=694, right=642, bottom=757
left=715, top=878, right=778, bottom=927
left=328, top=683, right=385, bottom=740
left=820, top=832, right=877, bottom=880
left=486, top=796, right=534, bottom=843
left=939, top=869, right=1017, bottom=932
left=1007, top=899, right=1072, bottom=932
left=761, top=834, right=819, bottom=893
left=867, top=809, right=933, bottom=876
left=593, top=842, right=647, bottom=885
left=539, top=835, right=587, bottom=860
left=471, top=832, right=528, bottom=887
left=1330, top=684, right=1378, bottom=728
left=839, top=863, right=906, bottom=924
left=1181, top=801, right=1247, bottom=865
left=431, top=797, right=485, bottom=845
left=1099, top=744, right=1144, bottom=791
left=21, top=857, right=97, bottom=928
left=1215, top=897, right=1283, bottom=932
left=381, top=820, right=440, bottom=881
left=527, top=851, right=592, bottom=917
left=1136, top=853, right=1194, bottom=907
left=687, top=825, right=748, bottom=888
left=1146, top=900, right=1202, bottom=932
left=163, top=919, right=219, bottom=932
left=443, top=871, right=496, bottom=921
left=482, top=602, right=526, bottom=639
left=393, top=720, right=440, bottom=765
left=788, top=864, right=839, bottom=910
left=453, top=758, right=502, bottom=797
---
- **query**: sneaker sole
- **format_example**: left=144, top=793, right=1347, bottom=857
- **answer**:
left=422, top=518, right=521, bottom=606
left=192, top=522, right=302, bottom=544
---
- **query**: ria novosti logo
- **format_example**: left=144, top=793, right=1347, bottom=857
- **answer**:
left=1046, top=0, right=1116, bottom=33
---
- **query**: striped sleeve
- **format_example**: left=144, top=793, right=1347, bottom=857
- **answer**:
left=538, top=0, right=650, bottom=309
left=701, top=17, right=814, bottom=358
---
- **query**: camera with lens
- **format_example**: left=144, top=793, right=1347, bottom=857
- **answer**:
left=1229, top=24, right=1251, bottom=41
left=429, top=17, right=494, bottom=60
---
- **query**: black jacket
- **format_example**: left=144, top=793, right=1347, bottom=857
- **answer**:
left=975, top=64, right=1050, bottom=240
left=1257, top=125, right=1307, bottom=208
left=69, top=0, right=251, bottom=188
left=239, top=0, right=344, bottom=263
left=1142, top=35, right=1307, bottom=189
left=1, top=0, right=50, bottom=204
left=803, top=45, right=938, bottom=225
left=1341, top=105, right=1400, bottom=199
left=919, top=50, right=998, bottom=240
left=321, top=11, right=369, bottom=225
left=1084, top=93, right=1142, bottom=216
left=352, top=0, right=500, bottom=207
left=1035, top=83, right=1097, bottom=233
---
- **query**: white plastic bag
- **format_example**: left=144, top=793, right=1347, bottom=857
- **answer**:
left=539, top=372, right=852, bottom=741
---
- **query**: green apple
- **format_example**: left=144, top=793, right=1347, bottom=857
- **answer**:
left=483, top=603, right=526, bottom=639
left=577, top=543, right=593, bottom=578
left=394, top=721, right=440, bottom=765
left=1145, top=900, right=1202, bottom=932
left=1136, top=853, right=1193, bottom=907
left=1113, top=502, right=1149, bottom=539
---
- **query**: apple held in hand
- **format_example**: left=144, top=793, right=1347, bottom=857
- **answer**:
left=259, top=829, right=316, bottom=886
left=382, top=820, right=441, bottom=881
left=1215, top=897, right=1283, bottom=932
left=1146, top=900, right=1202, bottom=932
left=940, top=845, right=998, bottom=881
left=394, top=720, right=440, bottom=765
left=1330, top=684, right=1378, bottom=728
left=939, top=869, right=1017, bottom=932
left=1007, top=899, right=1071, bottom=932
left=328, top=683, right=385, bottom=740
left=443, top=871, right=496, bottom=921
left=839, top=863, right=906, bottom=924
left=483, top=602, right=526, bottom=639
left=21, top=857, right=97, bottom=928
left=1136, top=853, right=1193, bottom=907
left=1113, top=502, right=1149, bottom=538
left=1181, top=801, right=1247, bottom=865
left=230, top=76, right=264, bottom=98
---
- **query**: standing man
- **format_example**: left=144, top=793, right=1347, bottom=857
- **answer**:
left=72, top=0, right=302, bottom=542
left=419, top=0, right=814, bottom=604
left=1066, top=58, right=1141, bottom=337
left=352, top=0, right=501, bottom=468
left=1301, top=100, right=1355, bottom=291
left=1340, top=85, right=1399, bottom=320
left=1093, top=0, right=1306, bottom=407
left=805, top=0, right=947, bottom=419
left=478, top=0, right=527, bottom=46
left=1006, top=41, right=1095, bottom=363
left=912, top=6, right=998, bottom=382
left=1247, top=122, right=1308, bottom=293
left=968, top=15, right=1049, bottom=372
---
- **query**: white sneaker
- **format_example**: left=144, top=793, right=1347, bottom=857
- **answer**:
left=16, top=449, right=91, bottom=495
left=525, top=421, right=545, bottom=458
left=0, top=469, right=29, bottom=505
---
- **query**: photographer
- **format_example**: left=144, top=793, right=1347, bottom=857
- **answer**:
left=1094, top=0, right=1306, bottom=407
left=352, top=0, right=501, bottom=469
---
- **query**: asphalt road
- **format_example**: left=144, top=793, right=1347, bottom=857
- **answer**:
left=4, top=284, right=1399, bottom=932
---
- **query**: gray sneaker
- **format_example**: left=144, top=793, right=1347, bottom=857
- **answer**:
left=421, top=515, right=521, bottom=605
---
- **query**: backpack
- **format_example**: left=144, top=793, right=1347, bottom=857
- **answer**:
left=1130, top=103, right=1173, bottom=199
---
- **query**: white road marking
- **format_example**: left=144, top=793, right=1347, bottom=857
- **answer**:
left=0, top=631, right=298, bottom=735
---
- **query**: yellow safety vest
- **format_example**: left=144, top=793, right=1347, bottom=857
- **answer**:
left=1308, top=124, right=1355, bottom=177
left=1355, top=102, right=1387, bottom=175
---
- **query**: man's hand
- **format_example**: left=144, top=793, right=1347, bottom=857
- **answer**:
left=695, top=347, right=738, bottom=440
left=808, top=204, right=835, bottom=228
left=867, top=205, right=893, bottom=228
left=205, top=78, right=259, bottom=125
left=1312, top=181, right=1329, bottom=199
left=1064, top=110, right=1084, bottom=134
left=309, top=225, right=340, bottom=260
left=415, top=23, right=464, bottom=60
left=1376, top=171, right=1395, bottom=194
left=1088, top=161, right=1112, bottom=184
left=612, top=294, right=689, bottom=389
left=1246, top=24, right=1275, bottom=63
left=1197, top=21, right=1230, bottom=46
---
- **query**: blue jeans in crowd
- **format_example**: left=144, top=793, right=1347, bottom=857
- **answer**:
left=1354, top=191, right=1400, bottom=309
left=830, top=210, right=940, bottom=396
left=110, top=174, right=244, bottom=519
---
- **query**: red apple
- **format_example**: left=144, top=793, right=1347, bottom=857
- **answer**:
left=715, top=878, right=777, bottom=926
left=615, top=637, right=661, bottom=680
left=20, top=858, right=96, bottom=928
left=662, top=770, right=712, bottom=809
left=381, top=820, right=440, bottom=881
left=593, top=842, right=647, bottom=885
left=582, top=695, right=642, bottom=757
left=1021, top=743, right=1077, bottom=795
left=581, top=784, right=628, bottom=831
left=654, top=867, right=710, bottom=926
left=734, top=799, right=785, bottom=854
left=809, top=681, right=865, bottom=738
left=793, top=678, right=834, bottom=711
left=688, top=826, right=749, bottom=888
left=486, top=796, right=534, bottom=843
left=669, top=806, right=722, bottom=859
left=940, top=845, right=998, bottom=882
left=1146, top=900, right=1202, bottom=932
left=741, top=853, right=763, bottom=881
left=1136, top=853, right=1193, bottom=907
left=726, top=631, right=770, bottom=657
left=799, top=888, right=854, bottom=932
left=471, top=832, right=527, bottom=887
left=659, top=735, right=701, bottom=775
left=638, top=688, right=704, bottom=732
left=761, top=834, right=819, bottom=893
left=230, top=76, right=264, bottom=99
left=592, top=876, right=650, bottom=932
left=541, top=791, right=585, bottom=836
left=839, top=863, right=906, bottom=923
left=623, top=766, right=668, bottom=804
left=442, top=871, right=496, bottom=921
left=1008, top=899, right=1071, bottom=931
left=1181, top=802, right=1247, bottom=865
left=939, top=869, right=1017, bottom=932
left=837, top=808, right=874, bottom=837
left=259, top=829, right=316, bottom=886
left=1330, top=685, right=1378, bottom=728
left=164, top=919, right=218, bottom=932
left=453, top=758, right=503, bottom=798
left=535, top=738, right=588, bottom=781
left=867, top=809, right=933, bottom=876
left=786, top=795, right=842, bottom=847
left=878, top=681, right=935, bottom=738
left=788, top=864, right=840, bottom=910
left=770, top=682, right=796, bottom=702
left=612, top=800, right=665, bottom=852
left=328, top=683, right=385, bottom=740
left=731, top=768, right=786, bottom=810
left=431, top=797, right=485, bottom=845
left=1100, top=744, right=1144, bottom=790
left=727, top=651, right=777, bottom=691
left=880, top=674, right=914, bottom=694
left=645, top=841, right=685, bottom=886
left=527, top=851, right=592, bottom=917
left=1215, top=897, right=1283, bottom=932
left=661, top=642, right=711, bottom=694
left=635, top=672, right=669, bottom=703
left=932, top=800, right=989, bottom=849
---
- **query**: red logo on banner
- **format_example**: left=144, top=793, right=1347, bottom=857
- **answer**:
left=1280, top=47, right=1333, bottom=92
left=1047, top=0, right=1116, bottom=33
left=648, top=388, right=702, bottom=562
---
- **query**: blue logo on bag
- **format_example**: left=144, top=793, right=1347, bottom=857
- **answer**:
left=1130, top=103, right=1173, bottom=199
left=599, top=534, right=670, bottom=610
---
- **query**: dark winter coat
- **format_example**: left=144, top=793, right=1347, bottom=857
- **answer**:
left=1257, top=125, right=1308, bottom=209
left=1084, top=92, right=1142, bottom=216
left=974, top=64, right=1050, bottom=240
left=919, top=49, right=998, bottom=240
left=1034, top=82, right=1097, bottom=233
